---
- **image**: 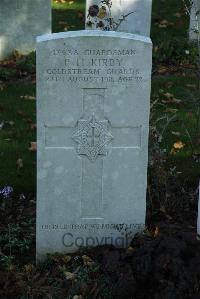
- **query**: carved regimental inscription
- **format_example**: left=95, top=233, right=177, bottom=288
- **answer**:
left=72, top=114, right=113, bottom=161
left=45, top=88, right=142, bottom=218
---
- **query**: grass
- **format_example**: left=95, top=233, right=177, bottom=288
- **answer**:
left=0, top=0, right=199, bottom=192
left=0, top=83, right=36, bottom=193
left=151, top=0, right=190, bottom=42
left=151, top=75, right=200, bottom=183
left=52, top=0, right=85, bottom=33
left=52, top=0, right=85, bottom=11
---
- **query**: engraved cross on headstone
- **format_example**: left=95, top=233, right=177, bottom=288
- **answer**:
left=45, top=88, right=141, bottom=218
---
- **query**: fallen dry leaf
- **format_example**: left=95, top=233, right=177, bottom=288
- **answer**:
left=58, top=21, right=68, bottom=25
left=0, top=82, right=6, bottom=91
left=162, top=92, right=182, bottom=104
left=0, top=121, right=4, bottom=130
left=157, top=66, right=168, bottom=74
left=154, top=45, right=159, bottom=53
left=163, top=92, right=174, bottom=99
left=186, top=84, right=197, bottom=89
left=154, top=226, right=160, bottom=237
left=159, top=24, right=167, bottom=28
left=160, top=205, right=166, bottom=213
left=82, top=255, right=95, bottom=266
left=24, top=264, right=35, bottom=273
left=165, top=108, right=178, bottom=113
left=171, top=131, right=181, bottom=136
left=77, top=11, right=84, bottom=19
left=172, top=98, right=182, bottom=104
left=158, top=19, right=174, bottom=28
left=64, top=271, right=76, bottom=280
left=174, top=12, right=182, bottom=18
left=29, top=142, right=37, bottom=152
left=62, top=255, right=71, bottom=263
left=173, top=141, right=185, bottom=150
left=9, top=120, right=15, bottom=126
left=17, top=110, right=26, bottom=117
left=126, top=246, right=136, bottom=254
left=17, top=158, right=23, bottom=169
left=20, top=95, right=36, bottom=100
left=166, top=81, right=174, bottom=88
left=170, top=140, right=186, bottom=155
left=30, top=123, right=37, bottom=130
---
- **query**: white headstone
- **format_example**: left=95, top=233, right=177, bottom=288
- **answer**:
left=189, top=0, right=200, bottom=40
left=36, top=30, right=152, bottom=259
left=85, top=0, right=152, bottom=36
left=0, top=0, right=51, bottom=60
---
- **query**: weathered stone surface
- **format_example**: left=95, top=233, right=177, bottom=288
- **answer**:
left=85, top=0, right=152, bottom=36
left=189, top=0, right=200, bottom=40
left=36, top=30, right=152, bottom=259
left=0, top=0, right=51, bottom=60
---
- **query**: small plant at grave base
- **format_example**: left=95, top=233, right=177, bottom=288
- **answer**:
left=153, top=38, right=197, bottom=66
left=0, top=66, right=17, bottom=80
left=182, top=0, right=200, bottom=161
left=148, top=100, right=183, bottom=218
left=0, top=222, right=34, bottom=269
left=148, top=95, right=198, bottom=221
left=86, top=0, right=134, bottom=31
left=70, top=263, right=113, bottom=299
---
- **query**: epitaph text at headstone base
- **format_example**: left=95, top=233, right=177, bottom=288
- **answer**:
left=36, top=31, right=152, bottom=260
left=0, top=0, right=51, bottom=60
left=86, top=0, right=152, bottom=36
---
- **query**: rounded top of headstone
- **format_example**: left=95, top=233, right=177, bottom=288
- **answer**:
left=36, top=30, right=152, bottom=45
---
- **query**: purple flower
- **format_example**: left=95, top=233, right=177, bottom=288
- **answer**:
left=0, top=186, right=13, bottom=198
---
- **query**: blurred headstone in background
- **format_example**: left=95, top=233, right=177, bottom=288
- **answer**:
left=0, top=0, right=51, bottom=60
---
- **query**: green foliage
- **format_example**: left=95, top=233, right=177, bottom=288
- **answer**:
left=52, top=0, right=85, bottom=10
left=151, top=76, right=200, bottom=182
left=16, top=52, right=36, bottom=73
left=153, top=38, right=198, bottom=65
left=151, top=0, right=190, bottom=41
left=0, top=83, right=36, bottom=193
left=0, top=67, right=17, bottom=80
left=0, top=223, right=34, bottom=270
left=70, top=263, right=113, bottom=299
left=52, top=0, right=85, bottom=33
